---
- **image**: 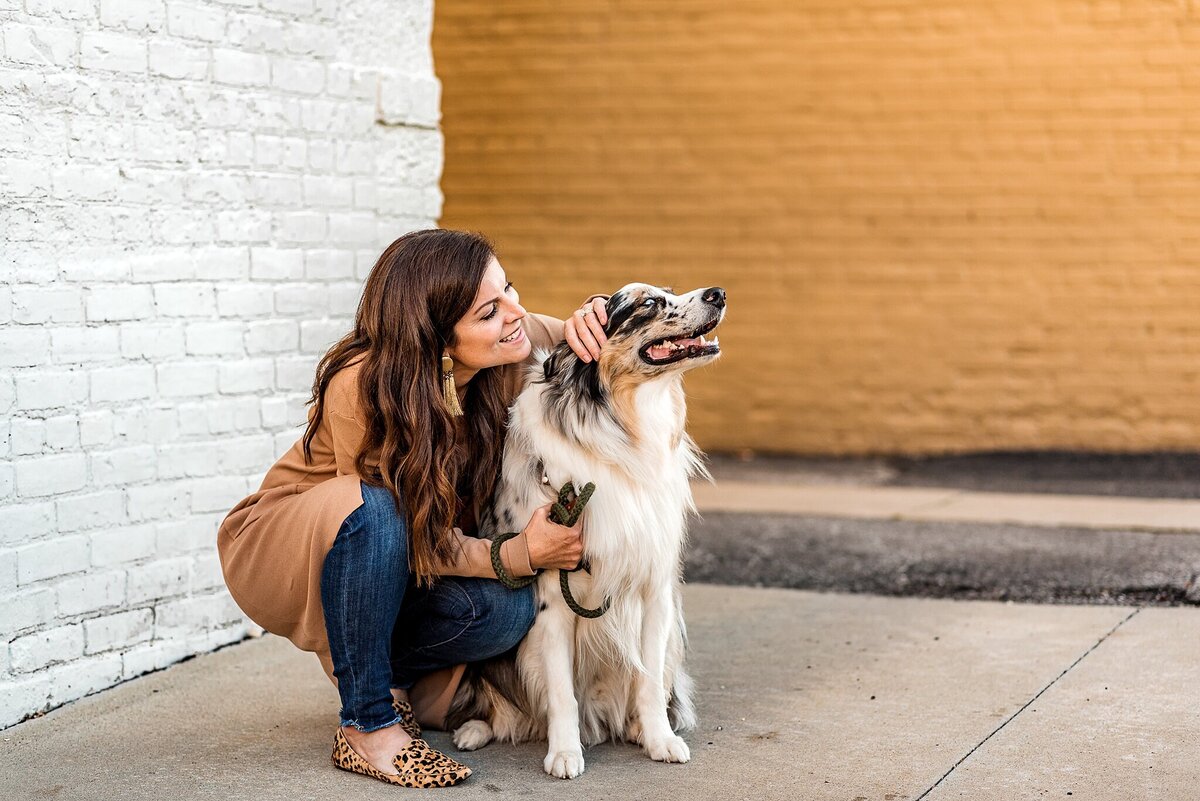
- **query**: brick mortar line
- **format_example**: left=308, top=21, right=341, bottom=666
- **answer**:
left=912, top=607, right=1143, bottom=801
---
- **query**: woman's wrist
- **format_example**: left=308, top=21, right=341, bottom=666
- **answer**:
left=500, top=530, right=536, bottom=577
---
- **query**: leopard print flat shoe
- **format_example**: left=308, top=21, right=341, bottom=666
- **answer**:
left=331, top=727, right=472, bottom=788
left=392, top=698, right=422, bottom=739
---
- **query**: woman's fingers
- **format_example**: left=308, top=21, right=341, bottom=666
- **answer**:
left=575, top=317, right=602, bottom=360
left=590, top=296, right=609, bottom=326
left=524, top=502, right=589, bottom=569
left=563, top=317, right=584, bottom=362
left=583, top=298, right=608, bottom=349
left=590, top=296, right=609, bottom=330
left=563, top=317, right=592, bottom=363
left=563, top=297, right=610, bottom=363
left=564, top=312, right=602, bottom=362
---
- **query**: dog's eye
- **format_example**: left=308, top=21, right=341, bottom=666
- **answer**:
left=642, top=297, right=664, bottom=308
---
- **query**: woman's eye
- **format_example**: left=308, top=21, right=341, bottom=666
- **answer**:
left=483, top=302, right=498, bottom=320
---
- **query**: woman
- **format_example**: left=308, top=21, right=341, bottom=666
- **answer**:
left=216, top=229, right=611, bottom=788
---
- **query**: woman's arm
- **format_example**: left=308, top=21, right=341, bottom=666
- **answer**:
left=434, top=527, right=537, bottom=579
left=434, top=504, right=585, bottom=579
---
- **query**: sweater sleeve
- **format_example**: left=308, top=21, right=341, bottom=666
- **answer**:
left=328, top=410, right=367, bottom=477
left=325, top=362, right=371, bottom=477
left=433, top=527, right=536, bottom=579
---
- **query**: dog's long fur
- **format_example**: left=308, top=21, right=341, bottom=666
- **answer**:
left=445, top=283, right=726, bottom=778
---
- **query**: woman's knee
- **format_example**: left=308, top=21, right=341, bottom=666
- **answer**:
left=470, top=581, right=537, bottom=652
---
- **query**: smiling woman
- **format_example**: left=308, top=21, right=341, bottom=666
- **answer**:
left=215, top=228, right=609, bottom=788
left=444, top=263, right=531, bottom=379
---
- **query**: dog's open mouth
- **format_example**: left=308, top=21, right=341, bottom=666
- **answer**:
left=639, top=319, right=721, bottom=365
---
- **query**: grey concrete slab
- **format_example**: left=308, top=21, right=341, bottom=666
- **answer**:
left=686, top=512, right=1200, bottom=605
left=924, top=607, right=1200, bottom=800
left=0, top=586, right=1131, bottom=801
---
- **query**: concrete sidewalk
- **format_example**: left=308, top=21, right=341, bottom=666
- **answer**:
left=3, top=583, right=1198, bottom=800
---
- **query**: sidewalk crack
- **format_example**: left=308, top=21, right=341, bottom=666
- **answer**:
left=913, top=606, right=1142, bottom=801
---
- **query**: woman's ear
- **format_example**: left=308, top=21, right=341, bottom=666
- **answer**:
left=442, top=336, right=460, bottom=365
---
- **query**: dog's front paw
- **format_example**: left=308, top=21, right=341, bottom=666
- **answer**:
left=452, top=719, right=493, bottom=751
left=644, top=734, right=691, bottom=764
left=543, top=748, right=586, bottom=779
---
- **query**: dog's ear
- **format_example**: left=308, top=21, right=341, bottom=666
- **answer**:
left=541, top=342, right=572, bottom=380
left=603, top=289, right=632, bottom=337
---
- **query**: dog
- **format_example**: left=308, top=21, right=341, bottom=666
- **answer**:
left=445, top=283, right=727, bottom=779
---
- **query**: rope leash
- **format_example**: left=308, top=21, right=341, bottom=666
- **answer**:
left=491, top=481, right=611, bottom=618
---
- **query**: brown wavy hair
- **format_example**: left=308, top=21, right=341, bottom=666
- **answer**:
left=302, top=229, right=511, bottom=584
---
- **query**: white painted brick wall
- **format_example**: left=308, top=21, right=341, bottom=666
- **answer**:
left=0, top=0, right=444, bottom=729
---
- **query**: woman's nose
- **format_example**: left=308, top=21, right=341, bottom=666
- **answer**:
left=702, top=287, right=726, bottom=308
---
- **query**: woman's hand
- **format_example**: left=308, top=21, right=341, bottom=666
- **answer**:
left=522, top=503, right=584, bottom=570
left=563, top=296, right=609, bottom=363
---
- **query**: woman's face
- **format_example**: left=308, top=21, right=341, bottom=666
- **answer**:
left=447, top=256, right=531, bottom=369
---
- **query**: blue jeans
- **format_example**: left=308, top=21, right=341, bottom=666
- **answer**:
left=320, top=481, right=537, bottom=732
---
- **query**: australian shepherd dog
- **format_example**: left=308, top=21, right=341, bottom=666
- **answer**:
left=446, top=283, right=727, bottom=779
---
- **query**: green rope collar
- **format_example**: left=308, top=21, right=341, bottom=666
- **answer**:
left=491, top=481, right=611, bottom=619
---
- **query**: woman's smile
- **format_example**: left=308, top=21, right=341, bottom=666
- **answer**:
left=500, top=326, right=525, bottom=345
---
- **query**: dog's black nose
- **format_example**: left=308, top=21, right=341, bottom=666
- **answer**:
left=702, top=287, right=726, bottom=308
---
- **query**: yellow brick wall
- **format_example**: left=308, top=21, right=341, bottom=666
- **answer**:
left=432, top=1, right=1200, bottom=455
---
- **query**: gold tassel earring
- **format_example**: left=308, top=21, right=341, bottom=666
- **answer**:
left=441, top=353, right=464, bottom=416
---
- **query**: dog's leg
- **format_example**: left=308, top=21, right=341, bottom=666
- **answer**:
left=633, top=587, right=691, bottom=764
left=538, top=605, right=585, bottom=779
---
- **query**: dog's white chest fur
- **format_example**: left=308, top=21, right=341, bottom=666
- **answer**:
left=450, top=363, right=702, bottom=777
left=508, top=377, right=695, bottom=587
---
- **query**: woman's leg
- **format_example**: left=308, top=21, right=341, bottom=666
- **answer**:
left=320, top=482, right=474, bottom=784
left=389, top=577, right=538, bottom=689
left=320, top=481, right=409, bottom=733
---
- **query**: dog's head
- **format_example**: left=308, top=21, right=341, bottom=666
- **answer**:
left=536, top=284, right=726, bottom=449
left=598, top=284, right=726, bottom=378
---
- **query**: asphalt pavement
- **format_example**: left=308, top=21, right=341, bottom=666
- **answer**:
left=686, top=512, right=1200, bottom=605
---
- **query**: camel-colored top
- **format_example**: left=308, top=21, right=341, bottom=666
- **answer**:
left=216, top=312, right=568, bottom=723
